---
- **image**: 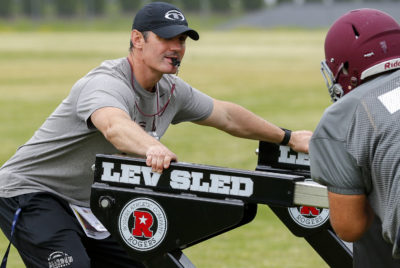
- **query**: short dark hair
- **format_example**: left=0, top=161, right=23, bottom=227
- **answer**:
left=129, top=31, right=150, bottom=52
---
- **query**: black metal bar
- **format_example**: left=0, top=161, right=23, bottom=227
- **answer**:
left=142, top=250, right=195, bottom=268
left=305, top=229, right=353, bottom=267
left=269, top=205, right=352, bottom=267
left=94, top=154, right=302, bottom=207
left=257, top=141, right=353, bottom=268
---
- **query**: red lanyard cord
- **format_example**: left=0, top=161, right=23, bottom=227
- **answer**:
left=127, top=57, right=175, bottom=117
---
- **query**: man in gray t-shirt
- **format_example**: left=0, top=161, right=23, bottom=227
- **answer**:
left=310, top=8, right=400, bottom=267
left=0, top=2, right=312, bottom=268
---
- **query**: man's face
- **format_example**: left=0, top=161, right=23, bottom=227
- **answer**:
left=141, top=31, right=187, bottom=74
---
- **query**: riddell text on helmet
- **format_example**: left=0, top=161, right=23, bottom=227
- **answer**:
left=385, top=60, right=400, bottom=70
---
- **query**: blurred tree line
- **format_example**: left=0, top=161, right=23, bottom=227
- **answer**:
left=0, top=0, right=398, bottom=18
left=0, top=0, right=266, bottom=18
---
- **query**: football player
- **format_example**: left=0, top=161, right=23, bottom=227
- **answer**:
left=310, top=8, right=400, bottom=267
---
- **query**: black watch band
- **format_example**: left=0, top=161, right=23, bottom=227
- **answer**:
left=280, top=128, right=292, bottom=146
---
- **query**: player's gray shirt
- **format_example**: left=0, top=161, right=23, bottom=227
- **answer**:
left=0, top=58, right=213, bottom=207
left=310, top=70, right=400, bottom=258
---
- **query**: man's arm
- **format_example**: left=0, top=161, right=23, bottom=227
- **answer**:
left=196, top=99, right=312, bottom=153
left=328, top=191, right=374, bottom=241
left=90, top=107, right=177, bottom=173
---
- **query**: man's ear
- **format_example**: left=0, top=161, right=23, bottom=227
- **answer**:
left=131, top=30, right=145, bottom=49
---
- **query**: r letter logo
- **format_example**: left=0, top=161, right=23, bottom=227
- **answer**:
left=288, top=206, right=329, bottom=229
left=132, top=210, right=154, bottom=238
left=119, top=198, right=167, bottom=251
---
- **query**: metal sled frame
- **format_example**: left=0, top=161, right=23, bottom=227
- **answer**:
left=90, top=141, right=352, bottom=267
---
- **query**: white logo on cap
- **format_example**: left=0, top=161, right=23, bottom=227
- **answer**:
left=165, top=10, right=185, bottom=21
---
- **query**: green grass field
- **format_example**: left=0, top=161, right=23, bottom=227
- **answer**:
left=0, top=29, right=332, bottom=267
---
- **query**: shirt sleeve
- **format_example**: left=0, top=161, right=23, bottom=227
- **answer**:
left=310, top=136, right=365, bottom=195
left=76, top=75, right=134, bottom=128
left=171, top=78, right=214, bottom=124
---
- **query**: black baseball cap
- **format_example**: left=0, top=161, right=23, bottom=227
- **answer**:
left=132, top=2, right=199, bottom=41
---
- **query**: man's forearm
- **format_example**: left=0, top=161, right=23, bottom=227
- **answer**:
left=206, top=100, right=285, bottom=142
left=91, top=107, right=177, bottom=172
left=102, top=116, right=159, bottom=156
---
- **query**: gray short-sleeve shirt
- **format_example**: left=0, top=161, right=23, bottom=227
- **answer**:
left=0, top=58, right=214, bottom=206
left=310, top=70, right=400, bottom=257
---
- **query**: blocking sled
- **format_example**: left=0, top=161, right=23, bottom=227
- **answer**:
left=90, top=141, right=352, bottom=267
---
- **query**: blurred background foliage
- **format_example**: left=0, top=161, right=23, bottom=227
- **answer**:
left=1, top=0, right=399, bottom=28
left=1, top=0, right=266, bottom=20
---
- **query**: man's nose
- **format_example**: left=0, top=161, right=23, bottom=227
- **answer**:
left=169, top=39, right=184, bottom=51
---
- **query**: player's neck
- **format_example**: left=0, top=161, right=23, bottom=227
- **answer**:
left=128, top=53, right=162, bottom=92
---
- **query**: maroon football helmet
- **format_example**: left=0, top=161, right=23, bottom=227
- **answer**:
left=321, top=9, right=400, bottom=102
